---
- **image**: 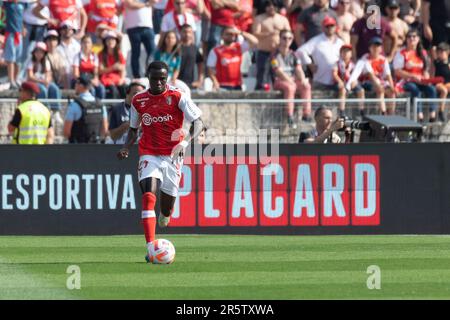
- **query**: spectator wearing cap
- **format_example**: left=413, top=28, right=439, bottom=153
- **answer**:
left=294, top=0, right=338, bottom=47
left=385, top=0, right=408, bottom=58
left=393, top=28, right=438, bottom=122
left=26, top=42, right=62, bottom=112
left=270, top=29, right=311, bottom=128
left=335, top=0, right=356, bottom=45
left=108, top=81, right=146, bottom=144
left=123, top=0, right=156, bottom=79
left=44, top=30, right=69, bottom=89
left=73, top=34, right=106, bottom=99
left=332, top=43, right=364, bottom=117
left=207, top=25, right=258, bottom=91
left=32, top=0, right=87, bottom=39
left=21, top=0, right=49, bottom=67
left=346, top=36, right=396, bottom=115
left=98, top=30, right=127, bottom=99
left=8, top=81, right=54, bottom=145
left=3, top=0, right=24, bottom=90
left=63, top=75, right=109, bottom=143
left=433, top=42, right=450, bottom=122
left=296, top=15, right=344, bottom=111
left=207, top=0, right=239, bottom=53
left=56, top=21, right=82, bottom=87
left=350, top=0, right=398, bottom=61
left=252, top=0, right=291, bottom=90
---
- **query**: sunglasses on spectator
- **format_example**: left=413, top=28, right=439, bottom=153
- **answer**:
left=281, top=37, right=293, bottom=40
left=407, top=34, right=418, bottom=39
left=339, top=1, right=350, bottom=4
left=175, top=1, right=185, bottom=5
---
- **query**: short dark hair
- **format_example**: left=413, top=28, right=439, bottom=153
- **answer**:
left=264, top=0, right=275, bottom=8
left=146, top=61, right=169, bottom=76
left=126, top=81, right=146, bottom=94
left=314, top=106, right=331, bottom=119
left=180, top=24, right=193, bottom=31
left=437, top=42, right=449, bottom=52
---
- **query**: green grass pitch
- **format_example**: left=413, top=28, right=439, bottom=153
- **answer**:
left=1, top=234, right=450, bottom=299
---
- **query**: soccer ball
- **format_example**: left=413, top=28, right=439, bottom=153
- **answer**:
left=148, top=239, right=176, bottom=264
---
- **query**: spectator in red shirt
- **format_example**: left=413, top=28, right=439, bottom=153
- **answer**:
left=73, top=34, right=106, bottom=99
left=86, top=0, right=120, bottom=41
left=207, top=0, right=239, bottom=53
left=393, top=29, right=438, bottom=122
left=32, top=0, right=88, bottom=40
left=207, top=26, right=258, bottom=90
left=98, top=31, right=127, bottom=99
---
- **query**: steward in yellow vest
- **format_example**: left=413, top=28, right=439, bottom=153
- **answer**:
left=8, top=82, right=54, bottom=144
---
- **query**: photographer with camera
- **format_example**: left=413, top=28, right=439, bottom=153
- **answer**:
left=299, top=106, right=346, bottom=143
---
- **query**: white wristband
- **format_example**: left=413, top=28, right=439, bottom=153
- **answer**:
left=179, top=140, right=189, bottom=148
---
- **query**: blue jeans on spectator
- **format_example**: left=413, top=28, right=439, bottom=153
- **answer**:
left=21, top=23, right=47, bottom=65
left=152, top=9, right=165, bottom=35
left=127, top=27, right=155, bottom=78
left=403, top=81, right=438, bottom=113
left=92, top=84, right=106, bottom=100
left=36, top=82, right=62, bottom=111
left=255, top=50, right=271, bottom=90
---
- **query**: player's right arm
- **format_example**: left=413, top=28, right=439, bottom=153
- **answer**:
left=117, top=105, right=140, bottom=160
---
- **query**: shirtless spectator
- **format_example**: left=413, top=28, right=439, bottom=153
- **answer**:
left=385, top=0, right=408, bottom=59
left=335, top=0, right=356, bottom=44
left=350, top=0, right=398, bottom=61
left=252, top=0, right=291, bottom=90
left=32, top=0, right=87, bottom=40
left=295, top=0, right=338, bottom=47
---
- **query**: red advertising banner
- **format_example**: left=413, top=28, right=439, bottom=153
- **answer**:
left=171, top=155, right=380, bottom=228
left=198, top=157, right=228, bottom=227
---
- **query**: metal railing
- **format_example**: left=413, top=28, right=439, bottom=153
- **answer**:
left=0, top=97, right=425, bottom=144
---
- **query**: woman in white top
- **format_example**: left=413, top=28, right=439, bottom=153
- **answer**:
left=26, top=41, right=62, bottom=111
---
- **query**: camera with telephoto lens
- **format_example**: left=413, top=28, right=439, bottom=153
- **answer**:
left=338, top=116, right=371, bottom=131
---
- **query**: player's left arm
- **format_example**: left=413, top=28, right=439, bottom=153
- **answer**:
left=171, top=95, right=205, bottom=159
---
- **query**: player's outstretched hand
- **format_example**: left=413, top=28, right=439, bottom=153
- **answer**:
left=117, top=148, right=129, bottom=160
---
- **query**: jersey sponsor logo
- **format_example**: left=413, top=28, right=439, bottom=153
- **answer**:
left=221, top=56, right=241, bottom=66
left=141, top=113, right=174, bottom=126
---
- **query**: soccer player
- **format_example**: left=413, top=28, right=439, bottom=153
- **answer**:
left=117, top=61, right=204, bottom=261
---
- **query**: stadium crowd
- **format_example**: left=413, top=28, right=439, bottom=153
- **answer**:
left=0, top=0, right=449, bottom=142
